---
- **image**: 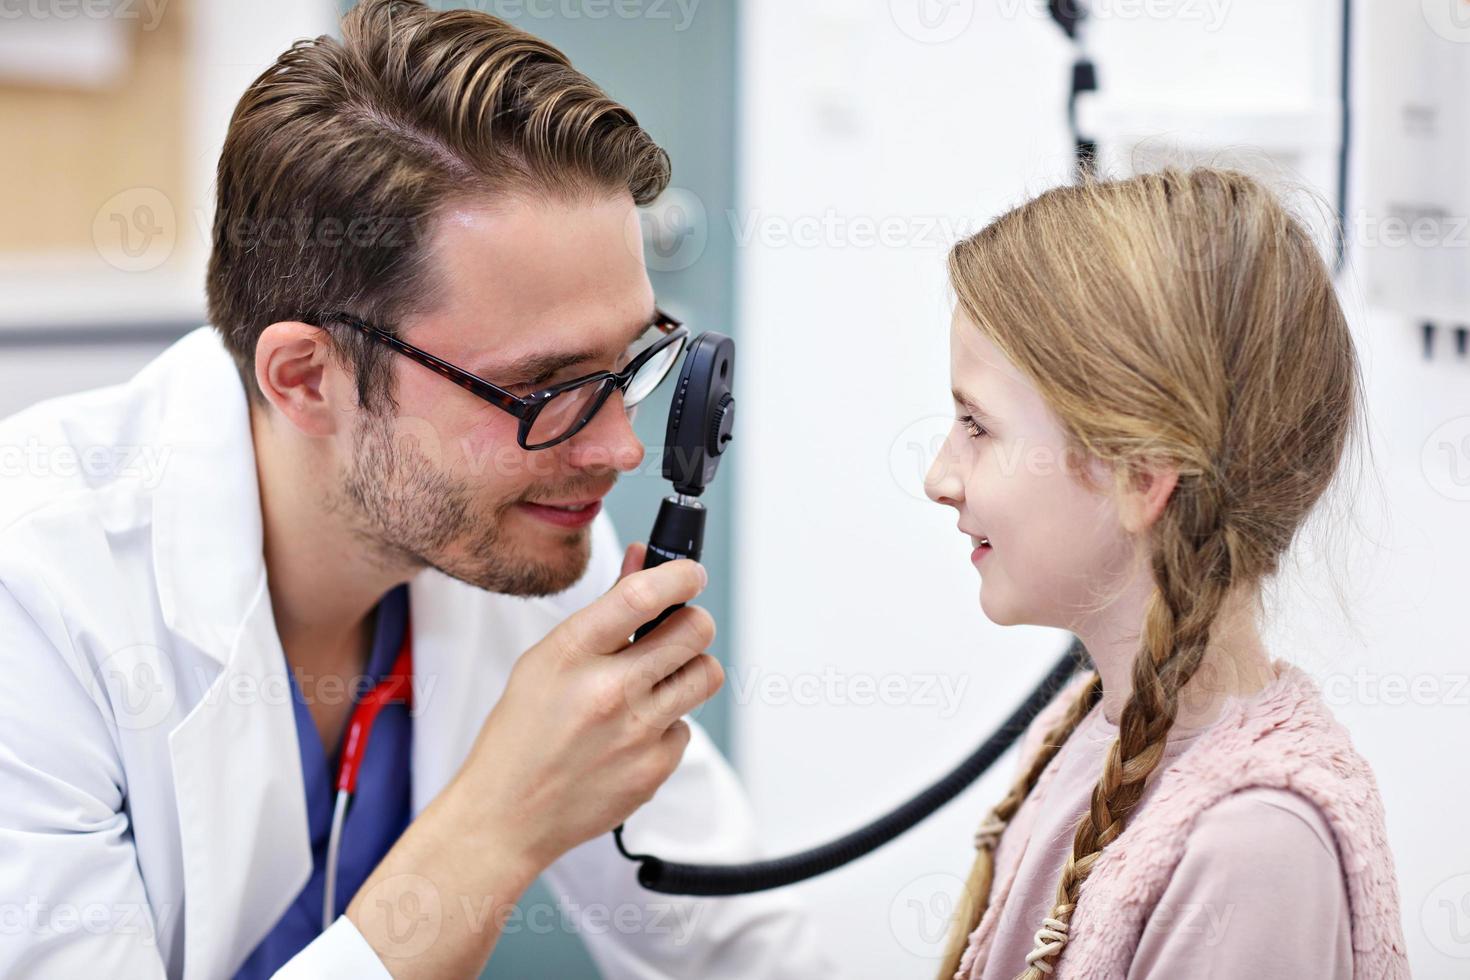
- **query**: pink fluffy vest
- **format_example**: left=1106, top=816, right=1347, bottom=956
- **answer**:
left=956, top=660, right=1410, bottom=980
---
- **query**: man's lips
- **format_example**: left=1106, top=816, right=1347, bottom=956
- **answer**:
left=522, top=481, right=617, bottom=509
left=514, top=487, right=615, bottom=529
left=516, top=499, right=603, bottom=528
left=525, top=496, right=605, bottom=510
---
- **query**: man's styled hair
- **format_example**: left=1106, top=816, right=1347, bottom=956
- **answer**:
left=206, top=0, right=671, bottom=411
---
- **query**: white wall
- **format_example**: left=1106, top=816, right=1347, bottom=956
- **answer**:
left=732, top=2, right=1469, bottom=978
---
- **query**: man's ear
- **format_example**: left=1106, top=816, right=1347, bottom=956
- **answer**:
left=1117, top=460, right=1179, bottom=535
left=253, top=321, right=350, bottom=437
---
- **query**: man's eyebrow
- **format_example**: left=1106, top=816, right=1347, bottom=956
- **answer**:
left=479, top=309, right=659, bottom=384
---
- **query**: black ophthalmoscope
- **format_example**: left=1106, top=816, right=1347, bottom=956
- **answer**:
left=631, top=330, right=736, bottom=642
left=612, top=330, right=1087, bottom=897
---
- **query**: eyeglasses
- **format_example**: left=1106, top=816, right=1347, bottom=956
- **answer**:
left=317, top=309, right=689, bottom=450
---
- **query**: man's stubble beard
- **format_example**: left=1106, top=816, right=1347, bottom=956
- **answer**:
left=334, top=409, right=592, bottom=598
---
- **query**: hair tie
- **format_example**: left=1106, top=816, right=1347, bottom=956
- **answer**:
left=1024, top=915, right=1069, bottom=973
left=973, top=813, right=1007, bottom=850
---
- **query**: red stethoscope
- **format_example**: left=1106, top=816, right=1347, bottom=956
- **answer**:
left=321, top=613, right=414, bottom=931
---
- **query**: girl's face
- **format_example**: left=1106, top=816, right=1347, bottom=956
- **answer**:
left=924, top=310, right=1140, bottom=631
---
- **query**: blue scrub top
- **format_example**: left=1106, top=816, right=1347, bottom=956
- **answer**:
left=235, top=585, right=414, bottom=978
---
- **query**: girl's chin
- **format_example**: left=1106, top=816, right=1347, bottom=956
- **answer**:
left=978, top=587, right=1025, bottom=627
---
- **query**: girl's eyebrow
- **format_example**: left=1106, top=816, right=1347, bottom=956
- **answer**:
left=951, top=386, right=996, bottom=419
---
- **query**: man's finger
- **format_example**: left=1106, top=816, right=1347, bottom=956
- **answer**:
left=618, top=542, right=648, bottom=581
left=556, top=559, right=707, bottom=661
left=646, top=654, right=725, bottom=730
left=624, top=605, right=717, bottom=689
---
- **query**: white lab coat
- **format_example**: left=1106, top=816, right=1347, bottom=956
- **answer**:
left=0, top=327, right=828, bottom=979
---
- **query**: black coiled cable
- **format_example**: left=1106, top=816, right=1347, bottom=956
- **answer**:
left=613, top=638, right=1088, bottom=896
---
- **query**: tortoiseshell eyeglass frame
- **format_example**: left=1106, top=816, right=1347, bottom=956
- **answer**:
left=315, top=309, right=688, bottom=450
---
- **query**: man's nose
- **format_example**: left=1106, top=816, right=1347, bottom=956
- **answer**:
left=564, top=389, right=646, bottom=474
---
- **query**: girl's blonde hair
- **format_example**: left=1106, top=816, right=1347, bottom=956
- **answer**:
left=935, top=167, right=1363, bottom=980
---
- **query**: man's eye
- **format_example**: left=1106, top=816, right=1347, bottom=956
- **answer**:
left=510, top=374, right=553, bottom=394
left=618, top=326, right=660, bottom=372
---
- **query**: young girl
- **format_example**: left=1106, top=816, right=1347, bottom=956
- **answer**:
left=923, top=168, right=1408, bottom=979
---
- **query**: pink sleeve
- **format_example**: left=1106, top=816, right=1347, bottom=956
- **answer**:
left=1127, top=787, right=1353, bottom=980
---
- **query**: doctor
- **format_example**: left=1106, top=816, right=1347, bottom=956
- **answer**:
left=0, top=1, right=826, bottom=978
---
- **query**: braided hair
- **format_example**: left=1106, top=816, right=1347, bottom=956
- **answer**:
left=936, top=167, right=1361, bottom=979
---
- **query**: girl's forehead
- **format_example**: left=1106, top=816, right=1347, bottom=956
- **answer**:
left=948, top=311, right=1034, bottom=407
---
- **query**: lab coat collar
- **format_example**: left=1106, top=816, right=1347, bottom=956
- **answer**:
left=169, top=575, right=312, bottom=979
left=151, top=327, right=269, bottom=665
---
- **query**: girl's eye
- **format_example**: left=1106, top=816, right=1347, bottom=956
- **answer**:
left=956, top=414, right=988, bottom=439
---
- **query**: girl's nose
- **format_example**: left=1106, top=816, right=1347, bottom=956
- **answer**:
left=924, top=434, right=964, bottom=506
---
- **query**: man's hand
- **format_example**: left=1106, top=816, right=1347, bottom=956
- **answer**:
left=346, top=547, right=723, bottom=978
left=453, top=546, right=722, bottom=868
